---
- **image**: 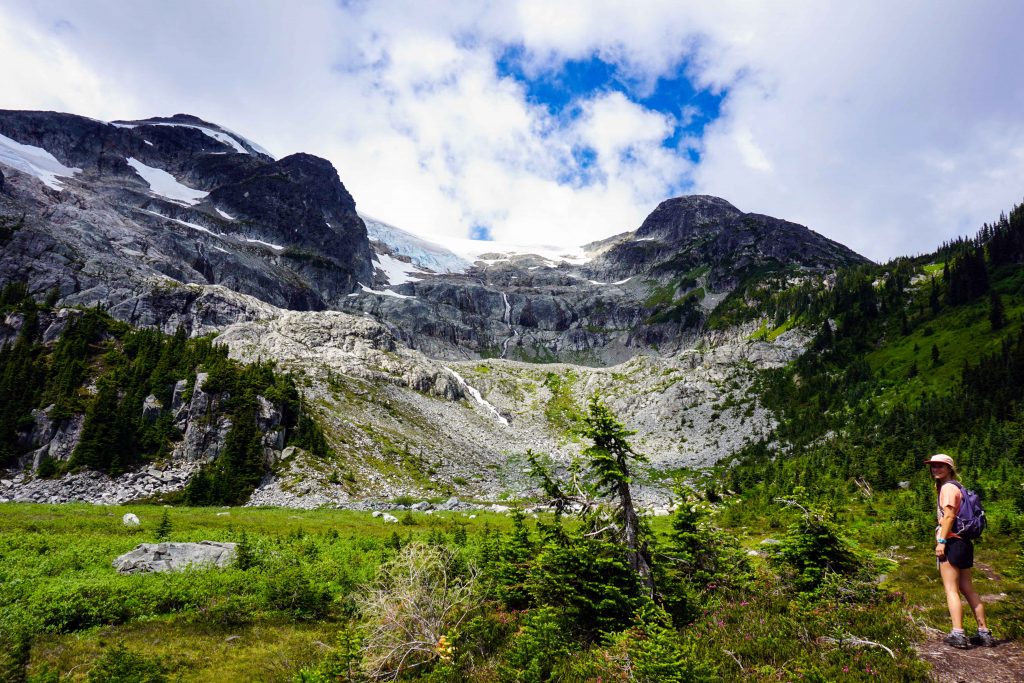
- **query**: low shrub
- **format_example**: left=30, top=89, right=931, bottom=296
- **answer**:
left=86, top=643, right=167, bottom=683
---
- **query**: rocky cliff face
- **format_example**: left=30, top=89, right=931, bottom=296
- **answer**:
left=203, top=302, right=809, bottom=507
left=0, top=282, right=809, bottom=507
left=341, top=198, right=868, bottom=364
left=0, top=110, right=373, bottom=330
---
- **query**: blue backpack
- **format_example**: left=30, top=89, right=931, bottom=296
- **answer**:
left=938, top=481, right=987, bottom=540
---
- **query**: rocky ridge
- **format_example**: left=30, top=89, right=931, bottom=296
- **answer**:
left=0, top=109, right=373, bottom=329
left=2, top=109, right=866, bottom=363
left=0, top=108, right=855, bottom=507
left=341, top=198, right=867, bottom=364
left=1, top=284, right=808, bottom=506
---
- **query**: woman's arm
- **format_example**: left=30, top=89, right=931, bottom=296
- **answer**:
left=936, top=506, right=956, bottom=558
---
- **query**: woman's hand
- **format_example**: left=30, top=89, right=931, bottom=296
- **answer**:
left=935, top=542, right=946, bottom=558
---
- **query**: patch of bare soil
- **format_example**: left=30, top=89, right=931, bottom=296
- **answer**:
left=916, top=624, right=1024, bottom=683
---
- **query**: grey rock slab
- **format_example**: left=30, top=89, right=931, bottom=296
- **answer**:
left=112, top=541, right=237, bottom=574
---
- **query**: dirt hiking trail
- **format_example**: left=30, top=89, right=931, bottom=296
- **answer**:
left=914, top=562, right=1022, bottom=683
left=916, top=625, right=1024, bottom=682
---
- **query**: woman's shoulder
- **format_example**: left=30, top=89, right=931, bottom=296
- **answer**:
left=939, top=481, right=962, bottom=499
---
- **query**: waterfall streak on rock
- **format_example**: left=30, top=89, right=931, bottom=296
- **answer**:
left=500, top=292, right=519, bottom=359
left=445, top=368, right=509, bottom=425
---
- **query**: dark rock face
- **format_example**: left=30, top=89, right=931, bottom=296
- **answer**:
left=207, top=153, right=372, bottom=302
left=342, top=196, right=870, bottom=363
left=589, top=195, right=868, bottom=290
left=0, top=109, right=373, bottom=322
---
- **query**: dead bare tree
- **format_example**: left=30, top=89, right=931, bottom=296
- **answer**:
left=356, top=542, right=481, bottom=681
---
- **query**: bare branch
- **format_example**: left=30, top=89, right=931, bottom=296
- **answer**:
left=774, top=497, right=812, bottom=520
left=723, top=648, right=744, bottom=672
left=818, top=635, right=896, bottom=659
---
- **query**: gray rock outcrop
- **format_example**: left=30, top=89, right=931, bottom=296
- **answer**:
left=217, top=310, right=464, bottom=400
left=112, top=541, right=237, bottom=573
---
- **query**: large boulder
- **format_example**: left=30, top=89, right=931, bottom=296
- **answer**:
left=112, top=541, right=237, bottom=574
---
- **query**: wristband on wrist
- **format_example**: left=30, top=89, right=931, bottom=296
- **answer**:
left=937, top=538, right=947, bottom=544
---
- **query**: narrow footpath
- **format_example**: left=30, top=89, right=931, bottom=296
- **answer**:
left=914, top=562, right=1023, bottom=683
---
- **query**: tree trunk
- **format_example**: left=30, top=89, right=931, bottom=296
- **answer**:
left=617, top=474, right=654, bottom=596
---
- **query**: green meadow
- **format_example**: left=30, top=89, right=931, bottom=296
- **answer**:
left=2, top=494, right=1020, bottom=682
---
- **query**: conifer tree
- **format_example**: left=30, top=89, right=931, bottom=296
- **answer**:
left=579, top=395, right=654, bottom=595
left=990, top=289, right=1006, bottom=331
left=155, top=508, right=172, bottom=541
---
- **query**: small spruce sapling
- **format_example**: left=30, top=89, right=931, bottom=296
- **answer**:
left=155, top=508, right=172, bottom=542
left=235, top=530, right=256, bottom=570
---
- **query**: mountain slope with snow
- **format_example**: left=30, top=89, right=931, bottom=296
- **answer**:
left=362, top=214, right=471, bottom=274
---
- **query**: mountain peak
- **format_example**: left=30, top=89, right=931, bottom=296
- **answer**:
left=115, top=113, right=219, bottom=128
left=636, top=194, right=742, bottom=239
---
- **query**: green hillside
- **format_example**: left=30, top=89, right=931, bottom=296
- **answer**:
left=724, top=198, right=1024, bottom=512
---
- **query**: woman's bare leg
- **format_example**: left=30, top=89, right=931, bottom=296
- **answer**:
left=957, top=568, right=988, bottom=630
left=939, top=560, right=963, bottom=630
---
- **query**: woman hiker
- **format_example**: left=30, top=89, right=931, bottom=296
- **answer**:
left=926, top=453, right=995, bottom=649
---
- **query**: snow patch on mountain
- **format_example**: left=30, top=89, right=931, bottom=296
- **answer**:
left=242, top=236, right=285, bottom=251
left=127, top=158, right=208, bottom=206
left=0, top=133, right=81, bottom=190
left=141, top=209, right=223, bottom=238
left=360, top=213, right=593, bottom=272
left=217, top=124, right=276, bottom=159
left=374, top=252, right=430, bottom=285
left=117, top=120, right=249, bottom=154
left=356, top=284, right=415, bottom=299
left=361, top=214, right=471, bottom=274
left=432, top=234, right=590, bottom=266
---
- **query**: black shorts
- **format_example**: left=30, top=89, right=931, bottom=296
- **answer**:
left=939, top=537, right=974, bottom=569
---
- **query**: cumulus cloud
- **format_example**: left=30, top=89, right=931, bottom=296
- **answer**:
left=1, top=0, right=1023, bottom=260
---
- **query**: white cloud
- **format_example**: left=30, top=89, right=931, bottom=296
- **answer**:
left=1, top=1, right=1023, bottom=260
left=731, top=126, right=773, bottom=173
left=0, top=8, right=137, bottom=117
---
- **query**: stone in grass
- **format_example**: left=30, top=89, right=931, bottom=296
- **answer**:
left=113, top=541, right=237, bottom=574
left=122, top=513, right=141, bottom=526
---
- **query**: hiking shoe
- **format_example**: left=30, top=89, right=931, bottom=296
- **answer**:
left=972, top=630, right=996, bottom=647
left=944, top=631, right=972, bottom=649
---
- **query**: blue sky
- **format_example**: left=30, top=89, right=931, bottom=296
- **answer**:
left=496, top=46, right=725, bottom=158
left=1, top=1, right=1024, bottom=261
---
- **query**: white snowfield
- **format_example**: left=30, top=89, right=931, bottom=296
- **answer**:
left=361, top=213, right=471, bottom=274
left=431, top=234, right=590, bottom=267
left=361, top=212, right=593, bottom=273
left=373, top=251, right=431, bottom=285
left=127, top=157, right=209, bottom=206
left=0, top=133, right=81, bottom=190
left=215, top=208, right=235, bottom=221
